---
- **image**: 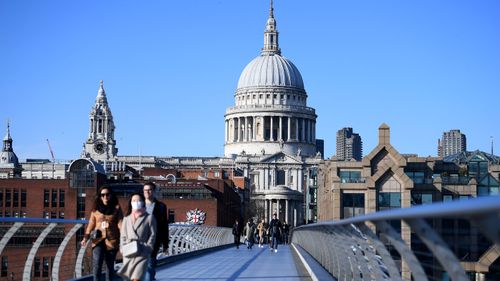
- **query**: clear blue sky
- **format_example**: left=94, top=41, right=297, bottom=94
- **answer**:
left=1, top=0, right=499, bottom=161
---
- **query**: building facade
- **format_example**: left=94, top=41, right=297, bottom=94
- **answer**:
left=336, top=127, right=362, bottom=161
left=438, top=129, right=467, bottom=157
left=318, top=124, right=500, bottom=280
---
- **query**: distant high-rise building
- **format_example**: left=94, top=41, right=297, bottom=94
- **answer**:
left=438, top=129, right=467, bottom=157
left=336, top=127, right=362, bottom=161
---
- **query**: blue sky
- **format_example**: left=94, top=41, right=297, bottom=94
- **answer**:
left=1, top=0, right=499, bottom=161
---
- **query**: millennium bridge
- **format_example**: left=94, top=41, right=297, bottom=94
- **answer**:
left=1, top=196, right=499, bottom=281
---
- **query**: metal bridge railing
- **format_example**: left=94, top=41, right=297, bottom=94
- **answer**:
left=0, top=218, right=232, bottom=281
left=291, top=196, right=500, bottom=281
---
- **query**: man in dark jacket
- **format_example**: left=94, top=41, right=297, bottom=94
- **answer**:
left=269, top=213, right=282, bottom=253
left=144, top=182, right=169, bottom=281
left=232, top=219, right=241, bottom=249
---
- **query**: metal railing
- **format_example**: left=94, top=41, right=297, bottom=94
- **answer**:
left=0, top=218, right=232, bottom=281
left=291, top=196, right=500, bottom=281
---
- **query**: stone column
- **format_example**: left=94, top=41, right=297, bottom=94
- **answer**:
left=295, top=118, right=299, bottom=141
left=236, top=118, right=240, bottom=142
left=279, top=117, right=283, bottom=141
left=224, top=120, right=228, bottom=143
left=285, top=199, right=289, bottom=224
left=264, top=168, right=268, bottom=189
left=287, top=117, right=291, bottom=141
left=301, top=118, right=305, bottom=142
left=265, top=199, right=269, bottom=222
left=269, top=199, right=273, bottom=221
left=253, top=117, right=257, bottom=141
left=299, top=169, right=304, bottom=192
left=276, top=199, right=281, bottom=219
left=312, top=121, right=316, bottom=142
left=270, top=116, right=274, bottom=141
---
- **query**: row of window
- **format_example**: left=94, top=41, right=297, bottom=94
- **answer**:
left=43, top=211, right=65, bottom=219
left=2, top=210, right=27, bottom=218
left=43, top=189, right=65, bottom=208
left=341, top=192, right=477, bottom=219
left=237, top=93, right=305, bottom=102
left=33, top=256, right=52, bottom=278
left=0, top=189, right=27, bottom=208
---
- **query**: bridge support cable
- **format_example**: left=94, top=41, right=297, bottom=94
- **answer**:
left=405, top=218, right=469, bottom=281
left=0, top=222, right=24, bottom=255
left=374, top=221, right=427, bottom=281
left=356, top=223, right=403, bottom=281
left=23, top=223, right=57, bottom=281
left=52, top=223, right=84, bottom=281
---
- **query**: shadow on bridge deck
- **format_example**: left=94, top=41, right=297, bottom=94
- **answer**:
left=156, top=245, right=312, bottom=281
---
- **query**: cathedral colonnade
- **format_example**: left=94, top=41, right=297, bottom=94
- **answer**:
left=255, top=197, right=303, bottom=227
left=225, top=116, right=316, bottom=144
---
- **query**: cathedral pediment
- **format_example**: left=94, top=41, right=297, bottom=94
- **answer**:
left=259, top=152, right=303, bottom=164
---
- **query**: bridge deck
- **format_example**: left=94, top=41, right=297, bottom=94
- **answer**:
left=156, top=244, right=312, bottom=281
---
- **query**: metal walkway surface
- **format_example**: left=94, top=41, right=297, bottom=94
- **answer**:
left=155, top=244, right=312, bottom=281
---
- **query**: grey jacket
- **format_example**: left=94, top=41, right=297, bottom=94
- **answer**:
left=117, top=212, right=157, bottom=281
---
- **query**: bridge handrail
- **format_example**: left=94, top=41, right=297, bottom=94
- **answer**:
left=0, top=217, right=232, bottom=281
left=291, top=196, right=500, bottom=281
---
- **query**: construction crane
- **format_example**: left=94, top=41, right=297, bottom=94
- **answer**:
left=46, top=139, right=55, bottom=163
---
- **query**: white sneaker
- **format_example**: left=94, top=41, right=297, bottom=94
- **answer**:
left=274, top=249, right=277, bottom=253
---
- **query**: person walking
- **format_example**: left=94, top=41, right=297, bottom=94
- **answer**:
left=117, top=192, right=157, bottom=281
left=257, top=219, right=265, bottom=248
left=282, top=221, right=290, bottom=244
left=143, top=182, right=169, bottom=281
left=232, top=219, right=241, bottom=249
left=243, top=218, right=256, bottom=249
left=81, top=186, right=123, bottom=281
left=269, top=213, right=282, bottom=253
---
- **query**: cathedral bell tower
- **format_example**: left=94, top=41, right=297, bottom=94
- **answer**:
left=82, top=80, right=118, bottom=161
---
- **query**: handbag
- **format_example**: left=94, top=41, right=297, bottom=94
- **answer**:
left=122, top=240, right=139, bottom=258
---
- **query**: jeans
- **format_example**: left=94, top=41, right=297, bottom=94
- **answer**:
left=92, top=243, right=117, bottom=281
left=271, top=235, right=279, bottom=250
left=143, top=250, right=158, bottom=281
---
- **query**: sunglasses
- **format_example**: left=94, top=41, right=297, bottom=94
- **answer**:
left=100, top=193, right=111, bottom=197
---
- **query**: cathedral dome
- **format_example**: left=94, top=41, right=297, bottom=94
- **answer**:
left=237, top=54, right=304, bottom=90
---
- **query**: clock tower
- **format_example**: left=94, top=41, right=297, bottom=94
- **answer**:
left=82, top=80, right=118, bottom=161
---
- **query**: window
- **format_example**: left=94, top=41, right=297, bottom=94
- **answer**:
left=168, top=209, right=175, bottom=223
left=42, top=257, right=49, bottom=277
left=276, top=170, right=286, bottom=185
left=406, top=171, right=425, bottom=184
left=43, top=211, right=49, bottom=219
left=51, top=189, right=57, bottom=207
left=1, top=256, right=7, bottom=277
left=378, top=192, right=401, bottom=211
left=13, top=189, right=19, bottom=207
left=411, top=193, right=433, bottom=205
left=59, top=190, right=65, bottom=208
left=77, top=196, right=86, bottom=219
left=0, top=189, right=3, bottom=207
left=44, top=189, right=49, bottom=207
left=21, top=189, right=27, bottom=207
left=214, top=171, right=220, bottom=177
left=5, top=189, right=11, bottom=207
left=342, top=193, right=365, bottom=218
left=443, top=195, right=453, bottom=202
left=34, top=257, right=41, bottom=277
left=339, top=170, right=363, bottom=183
left=59, top=211, right=65, bottom=219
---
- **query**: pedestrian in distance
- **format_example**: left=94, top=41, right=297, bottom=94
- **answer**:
left=232, top=219, right=241, bottom=249
left=143, top=182, right=169, bottom=281
left=282, top=221, right=290, bottom=245
left=257, top=219, right=265, bottom=248
left=243, top=218, right=257, bottom=249
left=269, top=213, right=282, bottom=253
left=81, top=186, right=123, bottom=281
left=117, top=192, right=157, bottom=281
